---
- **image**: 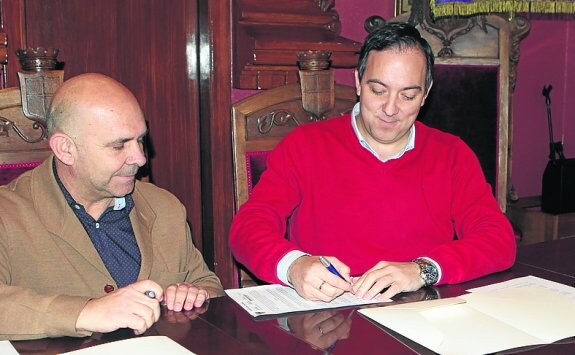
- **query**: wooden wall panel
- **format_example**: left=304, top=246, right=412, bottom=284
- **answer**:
left=198, top=0, right=235, bottom=288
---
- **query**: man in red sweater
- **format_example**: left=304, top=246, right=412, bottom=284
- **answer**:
left=230, top=22, right=516, bottom=302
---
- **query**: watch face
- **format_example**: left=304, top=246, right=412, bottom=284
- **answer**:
left=415, top=259, right=438, bottom=286
left=423, top=264, right=439, bottom=284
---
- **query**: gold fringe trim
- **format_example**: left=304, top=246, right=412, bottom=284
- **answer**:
left=430, top=0, right=575, bottom=18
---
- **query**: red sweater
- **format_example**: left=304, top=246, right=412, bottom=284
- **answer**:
left=230, top=116, right=516, bottom=285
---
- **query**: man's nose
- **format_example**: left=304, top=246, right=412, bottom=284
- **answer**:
left=129, top=142, right=147, bottom=167
left=382, top=97, right=399, bottom=116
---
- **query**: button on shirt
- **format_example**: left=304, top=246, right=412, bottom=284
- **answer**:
left=54, top=163, right=141, bottom=288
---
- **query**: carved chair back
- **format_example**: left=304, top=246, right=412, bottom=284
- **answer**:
left=0, top=86, right=53, bottom=184
left=231, top=65, right=357, bottom=287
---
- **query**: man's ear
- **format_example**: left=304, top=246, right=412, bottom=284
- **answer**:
left=421, top=81, right=433, bottom=107
left=354, top=70, right=361, bottom=97
left=49, top=133, right=76, bottom=166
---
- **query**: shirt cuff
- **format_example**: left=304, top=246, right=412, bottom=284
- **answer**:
left=418, top=256, right=442, bottom=284
left=277, top=250, right=310, bottom=286
left=277, top=317, right=290, bottom=332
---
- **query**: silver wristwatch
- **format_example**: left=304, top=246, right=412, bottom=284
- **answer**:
left=413, top=258, right=439, bottom=286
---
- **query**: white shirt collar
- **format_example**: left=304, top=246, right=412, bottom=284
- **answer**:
left=113, top=197, right=126, bottom=210
left=350, top=102, right=415, bottom=162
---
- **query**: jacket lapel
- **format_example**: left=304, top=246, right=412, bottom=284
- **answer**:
left=31, top=157, right=111, bottom=279
left=131, top=183, right=156, bottom=280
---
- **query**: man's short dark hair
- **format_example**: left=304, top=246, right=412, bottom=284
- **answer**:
left=357, top=22, right=434, bottom=91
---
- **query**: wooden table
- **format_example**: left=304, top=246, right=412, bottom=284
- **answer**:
left=11, top=240, right=575, bottom=354
left=516, top=236, right=575, bottom=279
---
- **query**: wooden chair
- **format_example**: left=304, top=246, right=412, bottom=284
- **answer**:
left=0, top=67, right=65, bottom=184
left=0, top=86, right=51, bottom=183
left=0, top=48, right=65, bottom=184
left=231, top=51, right=357, bottom=287
left=378, top=1, right=531, bottom=211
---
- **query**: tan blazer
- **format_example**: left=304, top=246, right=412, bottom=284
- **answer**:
left=0, top=157, right=224, bottom=340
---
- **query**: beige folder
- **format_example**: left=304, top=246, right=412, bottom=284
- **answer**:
left=359, top=285, right=575, bottom=355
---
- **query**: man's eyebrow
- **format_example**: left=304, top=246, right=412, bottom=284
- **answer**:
left=366, top=79, right=423, bottom=91
left=107, top=137, right=131, bottom=145
left=108, top=132, right=148, bottom=145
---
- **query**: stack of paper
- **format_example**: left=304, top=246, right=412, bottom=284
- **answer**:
left=226, top=284, right=384, bottom=317
left=359, top=276, right=575, bottom=355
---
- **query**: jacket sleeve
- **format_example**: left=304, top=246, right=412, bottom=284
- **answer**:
left=183, top=222, right=225, bottom=297
left=0, top=217, right=91, bottom=340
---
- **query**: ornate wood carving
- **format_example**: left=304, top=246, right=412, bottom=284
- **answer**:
left=377, top=0, right=532, bottom=93
left=0, top=47, right=65, bottom=143
left=233, top=0, right=361, bottom=89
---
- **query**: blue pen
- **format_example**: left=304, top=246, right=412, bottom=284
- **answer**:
left=319, top=256, right=346, bottom=281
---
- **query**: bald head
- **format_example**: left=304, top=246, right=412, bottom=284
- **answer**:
left=46, top=73, right=143, bottom=139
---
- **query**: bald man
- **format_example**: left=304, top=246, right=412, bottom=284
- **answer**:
left=0, top=73, right=224, bottom=340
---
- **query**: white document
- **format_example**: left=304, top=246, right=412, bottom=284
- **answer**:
left=59, top=336, right=194, bottom=355
left=226, top=284, right=385, bottom=317
left=466, top=274, right=575, bottom=299
left=359, top=276, right=575, bottom=355
left=0, top=341, right=19, bottom=355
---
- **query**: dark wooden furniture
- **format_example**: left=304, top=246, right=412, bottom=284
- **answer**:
left=0, top=49, right=64, bottom=183
left=12, top=238, right=575, bottom=354
left=0, top=87, right=51, bottom=166
left=233, top=0, right=361, bottom=89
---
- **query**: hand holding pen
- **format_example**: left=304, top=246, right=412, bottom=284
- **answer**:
left=316, top=256, right=352, bottom=300
left=287, top=255, right=352, bottom=302
left=319, top=256, right=348, bottom=282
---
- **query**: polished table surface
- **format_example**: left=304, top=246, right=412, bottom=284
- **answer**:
left=516, top=236, right=575, bottom=279
left=11, top=239, right=575, bottom=355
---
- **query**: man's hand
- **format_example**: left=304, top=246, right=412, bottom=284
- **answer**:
left=76, top=280, right=163, bottom=335
left=287, top=256, right=351, bottom=302
left=351, top=261, right=425, bottom=300
left=162, top=300, right=209, bottom=323
left=286, top=310, right=352, bottom=351
left=163, top=282, right=210, bottom=312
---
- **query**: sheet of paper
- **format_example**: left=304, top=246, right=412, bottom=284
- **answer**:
left=0, top=341, right=19, bottom=355
left=226, top=284, right=384, bottom=317
left=461, top=286, right=575, bottom=343
left=60, top=336, right=194, bottom=355
left=359, top=276, right=575, bottom=355
left=466, top=275, right=575, bottom=299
